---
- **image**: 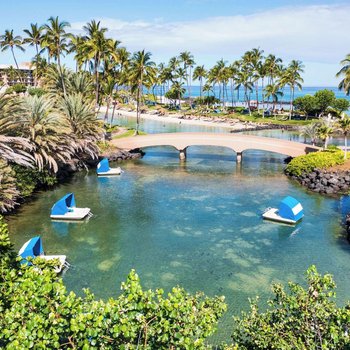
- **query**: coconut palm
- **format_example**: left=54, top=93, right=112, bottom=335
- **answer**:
left=0, top=30, right=25, bottom=82
left=82, top=20, right=109, bottom=106
left=336, top=54, right=350, bottom=96
left=179, top=51, right=195, bottom=106
left=23, top=23, right=43, bottom=86
left=42, top=16, right=70, bottom=96
left=128, top=50, right=156, bottom=134
left=237, top=68, right=254, bottom=115
left=265, top=54, right=283, bottom=86
left=279, top=60, right=304, bottom=119
left=244, top=48, right=264, bottom=111
left=193, top=65, right=207, bottom=99
left=337, top=116, right=350, bottom=159
left=264, top=84, right=283, bottom=116
left=20, top=95, right=72, bottom=172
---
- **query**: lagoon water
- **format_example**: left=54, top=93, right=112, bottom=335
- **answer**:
left=7, top=116, right=350, bottom=341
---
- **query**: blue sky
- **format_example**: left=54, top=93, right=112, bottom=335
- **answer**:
left=1, top=0, right=349, bottom=86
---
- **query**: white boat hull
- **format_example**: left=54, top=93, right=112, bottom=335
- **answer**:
left=97, top=167, right=122, bottom=176
left=262, top=208, right=300, bottom=225
left=41, top=255, right=67, bottom=273
left=50, top=207, right=91, bottom=220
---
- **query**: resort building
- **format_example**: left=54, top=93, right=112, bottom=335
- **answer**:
left=0, top=62, right=34, bottom=87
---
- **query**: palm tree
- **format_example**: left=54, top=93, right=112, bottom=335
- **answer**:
left=179, top=51, right=195, bottom=107
left=59, top=93, right=101, bottom=161
left=170, top=81, right=186, bottom=109
left=203, top=83, right=213, bottom=109
left=20, top=95, right=72, bottom=172
left=0, top=92, right=33, bottom=166
left=279, top=60, right=304, bottom=119
left=0, top=30, right=25, bottom=82
left=317, top=123, right=333, bottom=149
left=337, top=116, right=350, bottom=159
left=23, top=23, right=43, bottom=86
left=0, top=160, right=19, bottom=213
left=67, top=71, right=94, bottom=100
left=244, top=48, right=264, bottom=111
left=299, top=122, right=319, bottom=145
left=82, top=20, right=109, bottom=107
left=237, top=68, right=254, bottom=115
left=193, top=65, right=206, bottom=99
left=128, top=50, right=156, bottom=134
left=265, top=54, right=283, bottom=86
left=336, top=54, right=350, bottom=95
left=264, top=84, right=283, bottom=116
left=42, top=16, right=70, bottom=96
left=42, top=64, right=71, bottom=99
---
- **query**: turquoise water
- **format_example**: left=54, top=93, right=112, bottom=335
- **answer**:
left=6, top=118, right=350, bottom=341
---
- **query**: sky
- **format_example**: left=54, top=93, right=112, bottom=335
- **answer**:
left=0, top=0, right=349, bottom=86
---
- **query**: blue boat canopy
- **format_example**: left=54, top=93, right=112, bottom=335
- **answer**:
left=97, top=158, right=110, bottom=174
left=18, top=236, right=44, bottom=264
left=278, top=196, right=304, bottom=221
left=51, top=193, right=76, bottom=216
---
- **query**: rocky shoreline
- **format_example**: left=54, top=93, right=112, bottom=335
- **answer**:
left=288, top=169, right=350, bottom=195
left=57, top=149, right=143, bottom=179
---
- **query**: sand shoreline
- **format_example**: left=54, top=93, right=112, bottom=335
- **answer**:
left=99, top=106, right=282, bottom=131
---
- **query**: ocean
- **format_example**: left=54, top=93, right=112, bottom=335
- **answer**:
left=148, top=86, right=350, bottom=105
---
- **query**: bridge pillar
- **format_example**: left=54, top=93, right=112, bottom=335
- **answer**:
left=179, top=148, right=187, bottom=161
left=236, top=152, right=242, bottom=164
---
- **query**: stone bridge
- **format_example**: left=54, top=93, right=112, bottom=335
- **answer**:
left=111, top=132, right=321, bottom=163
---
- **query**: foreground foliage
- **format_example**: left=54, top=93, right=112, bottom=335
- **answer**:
left=1, top=217, right=350, bottom=349
left=0, top=217, right=226, bottom=349
left=285, top=148, right=345, bottom=176
left=232, top=266, right=350, bottom=349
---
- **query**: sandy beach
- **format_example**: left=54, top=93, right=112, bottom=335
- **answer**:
left=99, top=106, right=263, bottom=131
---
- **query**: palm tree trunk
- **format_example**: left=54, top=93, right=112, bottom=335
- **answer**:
left=345, top=134, right=348, bottom=159
left=255, top=83, right=259, bottom=112
left=110, top=99, right=117, bottom=127
left=104, top=98, right=110, bottom=122
left=135, top=84, right=141, bottom=135
left=11, top=47, right=23, bottom=84
left=289, top=86, right=294, bottom=120
left=188, top=67, right=192, bottom=109
left=35, top=45, right=39, bottom=87
left=56, top=48, right=67, bottom=97
left=199, top=77, right=203, bottom=99
left=95, top=56, right=100, bottom=108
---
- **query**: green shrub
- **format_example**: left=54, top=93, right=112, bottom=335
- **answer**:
left=12, top=165, right=57, bottom=197
left=0, top=217, right=226, bottom=349
left=232, top=266, right=350, bottom=349
left=285, top=149, right=344, bottom=176
left=6, top=83, right=27, bottom=94
left=27, top=87, right=46, bottom=97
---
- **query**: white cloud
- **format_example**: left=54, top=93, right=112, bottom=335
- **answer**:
left=71, top=4, right=349, bottom=65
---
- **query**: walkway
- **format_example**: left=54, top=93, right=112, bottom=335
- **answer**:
left=111, top=132, right=321, bottom=162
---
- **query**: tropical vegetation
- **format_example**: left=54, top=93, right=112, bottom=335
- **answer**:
left=1, top=217, right=350, bottom=349
left=285, top=148, right=345, bottom=177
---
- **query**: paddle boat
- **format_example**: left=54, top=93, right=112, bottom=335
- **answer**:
left=96, top=158, right=123, bottom=176
left=50, top=193, right=91, bottom=220
left=262, top=196, right=304, bottom=225
left=18, top=236, right=68, bottom=273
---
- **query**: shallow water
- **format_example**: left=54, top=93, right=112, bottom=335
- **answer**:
left=7, top=144, right=350, bottom=341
